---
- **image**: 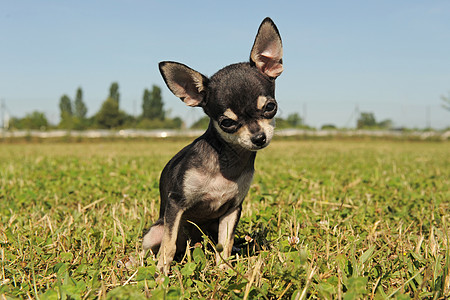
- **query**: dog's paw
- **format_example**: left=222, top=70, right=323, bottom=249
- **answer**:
left=157, top=260, right=172, bottom=276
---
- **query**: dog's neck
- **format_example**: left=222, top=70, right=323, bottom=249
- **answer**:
left=204, top=120, right=256, bottom=178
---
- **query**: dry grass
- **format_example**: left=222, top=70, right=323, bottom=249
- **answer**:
left=0, top=139, right=449, bottom=299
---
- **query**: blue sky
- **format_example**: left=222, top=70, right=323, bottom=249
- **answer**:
left=1, top=0, right=449, bottom=129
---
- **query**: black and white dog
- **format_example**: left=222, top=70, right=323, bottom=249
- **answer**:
left=143, top=17, right=283, bottom=274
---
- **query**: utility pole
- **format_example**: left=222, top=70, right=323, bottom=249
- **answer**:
left=1, top=99, right=10, bottom=130
left=355, top=104, right=360, bottom=128
left=345, top=103, right=359, bottom=129
left=426, top=105, right=431, bottom=129
left=1, top=99, right=4, bottom=129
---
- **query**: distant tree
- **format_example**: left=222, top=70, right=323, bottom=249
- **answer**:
left=74, top=87, right=88, bottom=119
left=142, top=85, right=164, bottom=120
left=171, top=117, right=183, bottom=129
left=96, top=97, right=125, bottom=129
left=137, top=118, right=180, bottom=129
left=73, top=87, right=88, bottom=130
left=8, top=117, right=22, bottom=129
left=378, top=119, right=393, bottom=129
left=121, top=114, right=138, bottom=129
left=59, top=95, right=72, bottom=117
left=109, top=82, right=120, bottom=105
left=59, top=94, right=73, bottom=129
left=441, top=92, right=450, bottom=111
left=286, top=113, right=303, bottom=127
left=357, top=112, right=393, bottom=129
left=321, top=124, right=337, bottom=130
left=151, top=85, right=164, bottom=120
left=190, top=116, right=210, bottom=129
left=357, top=112, right=376, bottom=129
left=274, top=113, right=308, bottom=129
left=22, top=111, right=49, bottom=130
left=142, top=88, right=151, bottom=119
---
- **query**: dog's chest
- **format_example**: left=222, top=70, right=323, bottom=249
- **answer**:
left=183, top=167, right=254, bottom=213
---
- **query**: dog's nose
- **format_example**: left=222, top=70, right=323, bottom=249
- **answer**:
left=251, top=132, right=266, bottom=147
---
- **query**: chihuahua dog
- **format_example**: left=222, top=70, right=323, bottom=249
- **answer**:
left=143, top=17, right=283, bottom=274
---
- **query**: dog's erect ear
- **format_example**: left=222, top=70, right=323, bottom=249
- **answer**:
left=159, top=61, right=209, bottom=107
left=250, top=17, right=283, bottom=78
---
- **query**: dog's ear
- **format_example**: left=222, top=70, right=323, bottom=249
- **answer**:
left=159, top=61, right=209, bottom=107
left=250, top=17, right=283, bottom=78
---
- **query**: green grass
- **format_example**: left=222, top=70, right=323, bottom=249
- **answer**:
left=0, top=140, right=449, bottom=299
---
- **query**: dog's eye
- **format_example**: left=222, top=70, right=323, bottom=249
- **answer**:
left=263, top=102, right=277, bottom=118
left=219, top=118, right=239, bottom=133
left=265, top=102, right=276, bottom=112
left=220, top=118, right=237, bottom=128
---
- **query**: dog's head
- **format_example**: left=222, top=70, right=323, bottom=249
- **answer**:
left=159, top=17, right=283, bottom=151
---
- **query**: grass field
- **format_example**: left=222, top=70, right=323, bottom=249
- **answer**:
left=0, top=139, right=449, bottom=299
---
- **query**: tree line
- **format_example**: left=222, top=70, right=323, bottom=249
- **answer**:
left=11, top=81, right=440, bottom=131
left=8, top=82, right=312, bottom=131
left=9, top=83, right=182, bottom=130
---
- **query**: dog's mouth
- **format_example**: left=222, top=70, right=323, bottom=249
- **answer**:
left=252, top=142, right=269, bottom=150
left=238, top=129, right=274, bottom=151
left=245, top=137, right=272, bottom=151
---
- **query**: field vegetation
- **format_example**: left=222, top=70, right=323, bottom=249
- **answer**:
left=0, top=139, right=449, bottom=299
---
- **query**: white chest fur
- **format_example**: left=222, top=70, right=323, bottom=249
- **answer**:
left=183, top=167, right=254, bottom=212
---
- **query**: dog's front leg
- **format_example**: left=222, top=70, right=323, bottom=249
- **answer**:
left=217, top=205, right=242, bottom=265
left=157, top=198, right=184, bottom=275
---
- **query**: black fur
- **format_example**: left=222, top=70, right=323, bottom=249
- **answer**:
left=143, top=17, right=283, bottom=274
